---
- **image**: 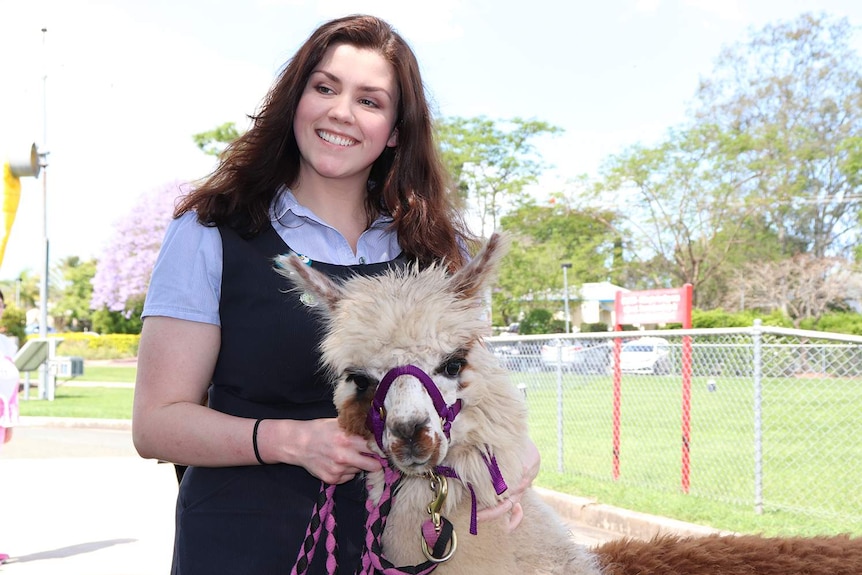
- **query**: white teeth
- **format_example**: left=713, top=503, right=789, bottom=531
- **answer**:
left=317, top=130, right=355, bottom=146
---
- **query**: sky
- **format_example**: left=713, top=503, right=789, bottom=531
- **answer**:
left=1, top=0, right=861, bottom=281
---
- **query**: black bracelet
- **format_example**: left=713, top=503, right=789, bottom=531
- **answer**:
left=253, top=418, right=267, bottom=465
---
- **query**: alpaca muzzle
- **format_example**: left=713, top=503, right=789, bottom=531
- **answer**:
left=366, top=364, right=462, bottom=455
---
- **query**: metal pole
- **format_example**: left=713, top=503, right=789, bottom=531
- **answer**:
left=556, top=343, right=564, bottom=473
left=558, top=262, right=572, bottom=472
left=752, top=319, right=763, bottom=514
left=562, top=263, right=572, bottom=333
left=38, top=27, right=54, bottom=401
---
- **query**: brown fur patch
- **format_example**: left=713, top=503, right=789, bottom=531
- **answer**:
left=596, top=533, right=862, bottom=575
left=337, top=393, right=374, bottom=439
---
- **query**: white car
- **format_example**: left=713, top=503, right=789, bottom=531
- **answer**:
left=540, top=339, right=611, bottom=374
left=619, top=337, right=672, bottom=374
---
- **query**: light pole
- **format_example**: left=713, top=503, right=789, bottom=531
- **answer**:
left=38, top=27, right=53, bottom=400
left=561, top=263, right=572, bottom=333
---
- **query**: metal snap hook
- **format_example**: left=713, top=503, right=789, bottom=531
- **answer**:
left=420, top=528, right=458, bottom=563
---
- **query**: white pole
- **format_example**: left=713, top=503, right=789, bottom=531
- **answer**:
left=38, top=27, right=53, bottom=400
left=562, top=263, right=572, bottom=333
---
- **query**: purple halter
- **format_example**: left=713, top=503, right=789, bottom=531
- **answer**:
left=366, top=364, right=463, bottom=453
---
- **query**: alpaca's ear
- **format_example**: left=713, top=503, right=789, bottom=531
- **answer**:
left=449, top=233, right=509, bottom=300
left=273, top=254, right=344, bottom=312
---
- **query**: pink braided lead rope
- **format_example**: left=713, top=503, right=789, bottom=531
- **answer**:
left=357, top=455, right=442, bottom=575
left=290, top=482, right=338, bottom=575
left=290, top=455, right=445, bottom=575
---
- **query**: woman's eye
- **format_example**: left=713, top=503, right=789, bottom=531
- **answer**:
left=358, top=98, right=378, bottom=108
left=316, top=85, right=335, bottom=95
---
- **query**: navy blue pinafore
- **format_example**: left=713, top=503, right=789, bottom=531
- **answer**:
left=170, top=224, right=403, bottom=574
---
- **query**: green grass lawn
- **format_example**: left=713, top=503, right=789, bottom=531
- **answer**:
left=19, top=385, right=134, bottom=419
left=510, top=370, right=862, bottom=537
left=67, top=364, right=137, bottom=383
left=18, top=364, right=136, bottom=419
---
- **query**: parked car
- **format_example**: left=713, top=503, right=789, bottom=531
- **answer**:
left=492, top=341, right=542, bottom=372
left=540, top=338, right=611, bottom=374
left=25, top=324, right=56, bottom=335
left=619, top=337, right=672, bottom=374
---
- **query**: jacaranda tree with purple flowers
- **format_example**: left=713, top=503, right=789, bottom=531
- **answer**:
left=90, top=180, right=187, bottom=333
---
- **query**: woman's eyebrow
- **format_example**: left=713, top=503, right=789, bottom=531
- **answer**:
left=311, top=70, right=394, bottom=101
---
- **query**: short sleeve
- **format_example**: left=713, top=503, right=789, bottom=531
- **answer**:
left=142, top=212, right=222, bottom=326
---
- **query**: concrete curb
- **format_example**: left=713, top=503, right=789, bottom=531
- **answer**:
left=19, top=415, right=132, bottom=430
left=535, top=486, right=732, bottom=541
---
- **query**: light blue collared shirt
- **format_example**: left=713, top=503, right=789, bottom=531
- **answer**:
left=142, top=186, right=402, bottom=326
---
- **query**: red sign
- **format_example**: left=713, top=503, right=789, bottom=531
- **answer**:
left=615, top=285, right=692, bottom=327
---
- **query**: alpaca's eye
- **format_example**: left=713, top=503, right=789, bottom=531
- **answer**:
left=347, top=373, right=373, bottom=392
left=442, top=359, right=466, bottom=378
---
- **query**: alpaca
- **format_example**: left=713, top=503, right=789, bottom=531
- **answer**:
left=276, top=233, right=862, bottom=575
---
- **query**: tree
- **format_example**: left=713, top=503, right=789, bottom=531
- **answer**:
left=598, top=125, right=763, bottom=304
left=694, top=212, right=802, bottom=309
left=493, top=198, right=617, bottom=326
left=436, top=117, right=562, bottom=235
left=91, top=181, right=187, bottom=332
left=694, top=12, right=862, bottom=259
left=53, top=256, right=97, bottom=332
left=192, top=121, right=241, bottom=157
left=724, top=255, right=861, bottom=328
left=594, top=13, right=862, bottom=313
left=0, top=272, right=39, bottom=310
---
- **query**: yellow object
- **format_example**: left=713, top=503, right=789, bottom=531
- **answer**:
left=0, top=162, right=22, bottom=270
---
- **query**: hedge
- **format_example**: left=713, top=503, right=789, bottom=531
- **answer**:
left=27, top=332, right=140, bottom=360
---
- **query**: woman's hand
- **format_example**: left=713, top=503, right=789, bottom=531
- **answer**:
left=476, top=439, right=540, bottom=531
left=271, top=418, right=382, bottom=485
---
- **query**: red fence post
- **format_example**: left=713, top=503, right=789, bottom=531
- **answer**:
left=680, top=283, right=693, bottom=493
left=613, top=293, right=622, bottom=481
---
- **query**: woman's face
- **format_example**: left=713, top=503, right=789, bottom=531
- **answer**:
left=294, top=43, right=400, bottom=187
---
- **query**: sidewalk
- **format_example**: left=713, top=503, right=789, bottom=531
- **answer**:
left=0, top=423, right=177, bottom=574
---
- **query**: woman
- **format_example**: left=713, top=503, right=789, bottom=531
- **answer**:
left=133, top=15, right=533, bottom=574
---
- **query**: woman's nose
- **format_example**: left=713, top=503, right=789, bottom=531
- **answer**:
left=329, top=95, right=355, bottom=123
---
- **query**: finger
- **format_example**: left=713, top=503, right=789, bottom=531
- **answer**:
left=476, top=498, right=511, bottom=522
left=505, top=502, right=524, bottom=532
left=354, top=453, right=384, bottom=473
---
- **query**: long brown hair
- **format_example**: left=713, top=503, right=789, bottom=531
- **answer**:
left=176, top=14, right=474, bottom=270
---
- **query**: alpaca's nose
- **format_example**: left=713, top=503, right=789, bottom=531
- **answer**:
left=391, top=417, right=430, bottom=447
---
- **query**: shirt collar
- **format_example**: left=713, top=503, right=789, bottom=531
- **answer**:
left=271, top=185, right=394, bottom=229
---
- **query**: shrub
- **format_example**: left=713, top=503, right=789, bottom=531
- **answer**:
left=519, top=308, right=555, bottom=334
left=0, top=304, right=26, bottom=344
left=802, top=312, right=862, bottom=335
left=26, top=332, right=140, bottom=360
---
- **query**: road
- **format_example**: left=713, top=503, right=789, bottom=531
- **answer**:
left=0, top=421, right=624, bottom=574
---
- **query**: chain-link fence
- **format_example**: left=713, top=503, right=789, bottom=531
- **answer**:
left=485, top=322, right=862, bottom=529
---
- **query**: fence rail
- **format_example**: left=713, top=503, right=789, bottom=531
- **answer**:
left=485, top=321, right=862, bottom=530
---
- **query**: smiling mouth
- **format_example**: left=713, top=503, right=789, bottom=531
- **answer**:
left=317, top=130, right=356, bottom=147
